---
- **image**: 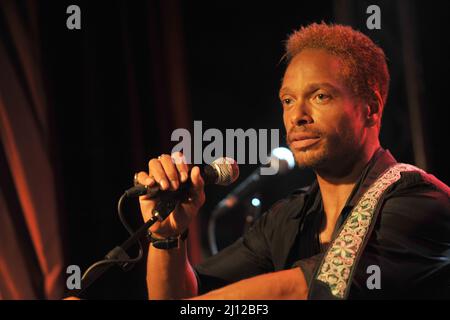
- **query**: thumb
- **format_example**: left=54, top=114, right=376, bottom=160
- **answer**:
left=191, top=166, right=205, bottom=190
left=188, top=166, right=205, bottom=203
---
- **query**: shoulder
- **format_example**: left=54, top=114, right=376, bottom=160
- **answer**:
left=384, top=167, right=449, bottom=212
left=380, top=167, right=450, bottom=242
left=389, top=167, right=450, bottom=197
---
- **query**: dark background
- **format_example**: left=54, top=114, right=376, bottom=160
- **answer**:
left=1, top=0, right=449, bottom=299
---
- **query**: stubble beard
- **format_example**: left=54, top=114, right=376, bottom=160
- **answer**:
left=288, top=128, right=361, bottom=174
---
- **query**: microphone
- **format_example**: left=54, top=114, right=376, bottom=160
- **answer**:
left=211, top=147, right=295, bottom=218
left=125, top=157, right=240, bottom=198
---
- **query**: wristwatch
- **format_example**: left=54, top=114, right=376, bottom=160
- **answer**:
left=147, top=229, right=189, bottom=250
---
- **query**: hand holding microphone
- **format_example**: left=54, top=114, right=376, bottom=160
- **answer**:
left=133, top=152, right=238, bottom=239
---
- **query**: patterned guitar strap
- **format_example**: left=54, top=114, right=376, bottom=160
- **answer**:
left=308, top=163, right=424, bottom=300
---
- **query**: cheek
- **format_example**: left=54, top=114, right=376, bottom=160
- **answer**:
left=334, top=111, right=364, bottom=142
left=314, top=109, right=339, bottom=136
left=315, top=110, right=353, bottom=144
left=282, top=111, right=291, bottom=132
left=345, top=108, right=365, bottom=133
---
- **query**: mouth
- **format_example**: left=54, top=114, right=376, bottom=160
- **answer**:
left=291, top=137, right=321, bottom=150
left=289, top=133, right=321, bottom=150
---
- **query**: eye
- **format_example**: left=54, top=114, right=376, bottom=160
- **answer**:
left=281, top=97, right=294, bottom=108
left=312, top=92, right=332, bottom=104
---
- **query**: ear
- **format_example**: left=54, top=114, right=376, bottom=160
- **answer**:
left=365, top=90, right=383, bottom=128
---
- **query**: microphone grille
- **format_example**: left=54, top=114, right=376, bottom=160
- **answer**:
left=211, top=157, right=239, bottom=186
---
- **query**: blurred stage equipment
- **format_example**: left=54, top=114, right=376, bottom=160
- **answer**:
left=208, top=147, right=295, bottom=255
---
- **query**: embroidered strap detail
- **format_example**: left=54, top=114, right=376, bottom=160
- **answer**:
left=314, top=163, right=423, bottom=299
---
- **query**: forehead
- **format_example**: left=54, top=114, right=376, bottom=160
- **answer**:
left=281, top=49, right=347, bottom=92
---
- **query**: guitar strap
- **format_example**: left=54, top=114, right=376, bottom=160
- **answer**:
left=308, top=163, right=424, bottom=299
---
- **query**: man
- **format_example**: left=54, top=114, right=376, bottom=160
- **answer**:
left=135, top=23, right=450, bottom=299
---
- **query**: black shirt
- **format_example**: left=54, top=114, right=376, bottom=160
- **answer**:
left=193, top=148, right=450, bottom=299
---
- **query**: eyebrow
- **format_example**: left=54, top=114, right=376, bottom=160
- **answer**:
left=279, top=82, right=339, bottom=97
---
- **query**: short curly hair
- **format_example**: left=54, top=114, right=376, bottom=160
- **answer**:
left=285, top=23, right=390, bottom=109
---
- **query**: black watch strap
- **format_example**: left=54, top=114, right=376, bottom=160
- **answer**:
left=147, top=229, right=189, bottom=250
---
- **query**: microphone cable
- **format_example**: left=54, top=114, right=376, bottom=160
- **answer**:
left=81, top=192, right=145, bottom=283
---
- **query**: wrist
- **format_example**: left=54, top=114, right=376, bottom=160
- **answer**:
left=150, top=228, right=187, bottom=239
left=147, top=228, right=189, bottom=250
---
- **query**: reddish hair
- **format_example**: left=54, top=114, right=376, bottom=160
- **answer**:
left=285, top=23, right=390, bottom=109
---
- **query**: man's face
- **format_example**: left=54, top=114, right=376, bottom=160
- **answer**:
left=280, top=49, right=367, bottom=174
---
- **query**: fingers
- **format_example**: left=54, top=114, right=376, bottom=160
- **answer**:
left=148, top=158, right=170, bottom=190
left=172, top=152, right=190, bottom=183
left=159, top=154, right=180, bottom=190
left=147, top=152, right=190, bottom=191
left=138, top=154, right=204, bottom=234
left=135, top=171, right=155, bottom=186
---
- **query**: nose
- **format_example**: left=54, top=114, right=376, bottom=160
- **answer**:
left=290, top=100, right=313, bottom=127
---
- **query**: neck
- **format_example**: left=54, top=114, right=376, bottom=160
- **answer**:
left=315, top=142, right=380, bottom=220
